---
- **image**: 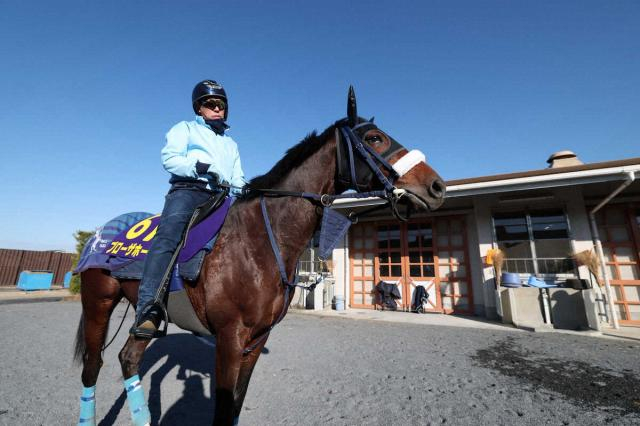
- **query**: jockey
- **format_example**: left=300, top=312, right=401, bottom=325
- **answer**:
left=130, top=80, right=245, bottom=338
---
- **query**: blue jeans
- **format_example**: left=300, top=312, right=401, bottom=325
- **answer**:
left=136, top=186, right=211, bottom=318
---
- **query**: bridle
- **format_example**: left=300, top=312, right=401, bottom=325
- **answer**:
left=335, top=119, right=427, bottom=222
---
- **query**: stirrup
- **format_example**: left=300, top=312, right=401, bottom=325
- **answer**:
left=130, top=302, right=169, bottom=339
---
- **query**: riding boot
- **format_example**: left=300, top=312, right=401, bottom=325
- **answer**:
left=130, top=304, right=164, bottom=339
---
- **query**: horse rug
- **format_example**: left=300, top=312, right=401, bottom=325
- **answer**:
left=74, top=197, right=233, bottom=335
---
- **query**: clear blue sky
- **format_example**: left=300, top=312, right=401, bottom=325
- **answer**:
left=1, top=1, right=638, bottom=252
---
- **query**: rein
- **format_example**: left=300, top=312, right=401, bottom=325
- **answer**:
left=237, top=122, right=407, bottom=213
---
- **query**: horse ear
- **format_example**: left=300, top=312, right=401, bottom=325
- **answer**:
left=369, top=116, right=375, bottom=123
left=347, top=85, right=357, bottom=127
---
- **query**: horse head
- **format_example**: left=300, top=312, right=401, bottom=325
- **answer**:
left=335, top=86, right=445, bottom=214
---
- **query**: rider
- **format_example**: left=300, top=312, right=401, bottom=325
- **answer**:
left=131, top=80, right=245, bottom=338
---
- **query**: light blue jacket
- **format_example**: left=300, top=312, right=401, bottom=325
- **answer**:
left=161, top=116, right=245, bottom=194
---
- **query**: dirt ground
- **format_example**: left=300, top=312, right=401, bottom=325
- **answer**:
left=0, top=301, right=638, bottom=425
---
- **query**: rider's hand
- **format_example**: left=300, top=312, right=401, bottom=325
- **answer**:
left=196, top=161, right=221, bottom=186
left=195, top=161, right=210, bottom=175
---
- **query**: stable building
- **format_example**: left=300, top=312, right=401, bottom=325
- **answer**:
left=327, top=152, right=640, bottom=330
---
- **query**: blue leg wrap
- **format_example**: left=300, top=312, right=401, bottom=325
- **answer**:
left=124, top=375, right=151, bottom=426
left=77, top=385, right=96, bottom=426
left=233, top=416, right=240, bottom=425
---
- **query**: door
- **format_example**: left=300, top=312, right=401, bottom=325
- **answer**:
left=435, top=217, right=473, bottom=314
left=405, top=222, right=440, bottom=312
left=350, top=224, right=377, bottom=308
left=349, top=216, right=472, bottom=314
left=598, top=206, right=640, bottom=326
left=376, top=223, right=405, bottom=308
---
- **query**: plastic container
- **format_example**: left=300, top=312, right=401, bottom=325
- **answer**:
left=17, top=270, right=54, bottom=290
left=501, top=272, right=522, bottom=288
left=334, top=295, right=345, bottom=311
left=63, top=271, right=73, bottom=288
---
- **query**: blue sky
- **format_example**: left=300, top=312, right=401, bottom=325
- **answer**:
left=1, top=0, right=638, bottom=252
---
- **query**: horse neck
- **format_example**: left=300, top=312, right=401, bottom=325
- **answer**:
left=263, top=138, right=337, bottom=270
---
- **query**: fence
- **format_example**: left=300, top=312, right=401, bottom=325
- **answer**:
left=0, top=249, right=74, bottom=286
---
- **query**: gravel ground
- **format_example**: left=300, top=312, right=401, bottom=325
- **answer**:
left=0, top=301, right=638, bottom=425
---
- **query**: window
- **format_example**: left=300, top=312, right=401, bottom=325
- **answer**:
left=493, top=210, right=575, bottom=275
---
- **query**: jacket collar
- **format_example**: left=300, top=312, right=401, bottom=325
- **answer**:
left=195, top=115, right=231, bottom=133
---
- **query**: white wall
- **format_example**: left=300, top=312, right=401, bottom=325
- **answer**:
left=472, top=196, right=500, bottom=319
left=331, top=234, right=349, bottom=308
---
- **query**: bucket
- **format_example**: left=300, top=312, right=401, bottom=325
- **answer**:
left=500, top=272, right=521, bottom=288
left=334, top=295, right=345, bottom=311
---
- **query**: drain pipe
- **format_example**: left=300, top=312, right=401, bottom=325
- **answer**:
left=588, top=171, right=635, bottom=330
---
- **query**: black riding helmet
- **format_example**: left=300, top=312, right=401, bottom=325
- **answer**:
left=192, top=80, right=228, bottom=120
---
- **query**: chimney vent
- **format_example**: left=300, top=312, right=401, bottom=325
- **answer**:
left=547, top=150, right=583, bottom=168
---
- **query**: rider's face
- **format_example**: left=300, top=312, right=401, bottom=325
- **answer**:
left=199, top=100, right=226, bottom=120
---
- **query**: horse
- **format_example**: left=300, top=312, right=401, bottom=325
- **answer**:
left=73, top=87, right=446, bottom=426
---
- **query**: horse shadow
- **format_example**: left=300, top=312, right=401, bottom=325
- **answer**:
left=98, top=333, right=269, bottom=425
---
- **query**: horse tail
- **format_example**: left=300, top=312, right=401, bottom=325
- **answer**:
left=73, top=315, right=85, bottom=365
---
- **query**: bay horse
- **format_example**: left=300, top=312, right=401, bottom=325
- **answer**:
left=73, top=88, right=445, bottom=425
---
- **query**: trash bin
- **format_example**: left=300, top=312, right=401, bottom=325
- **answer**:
left=17, top=270, right=54, bottom=291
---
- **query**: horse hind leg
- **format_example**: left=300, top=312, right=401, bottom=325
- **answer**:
left=74, top=269, right=123, bottom=426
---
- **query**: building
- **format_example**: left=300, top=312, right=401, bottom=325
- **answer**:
left=327, top=152, right=640, bottom=329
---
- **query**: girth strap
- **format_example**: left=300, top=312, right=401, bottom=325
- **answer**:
left=260, top=195, right=293, bottom=287
left=243, top=196, right=304, bottom=355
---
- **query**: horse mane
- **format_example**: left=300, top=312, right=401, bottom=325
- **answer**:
left=239, top=120, right=344, bottom=200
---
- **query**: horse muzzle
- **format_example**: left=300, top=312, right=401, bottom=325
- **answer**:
left=399, top=178, right=446, bottom=212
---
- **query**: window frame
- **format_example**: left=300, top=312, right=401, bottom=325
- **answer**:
left=491, top=208, right=576, bottom=277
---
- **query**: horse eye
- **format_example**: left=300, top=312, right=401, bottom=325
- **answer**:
left=366, top=135, right=382, bottom=144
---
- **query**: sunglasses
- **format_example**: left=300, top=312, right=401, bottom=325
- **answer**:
left=201, top=98, right=226, bottom=110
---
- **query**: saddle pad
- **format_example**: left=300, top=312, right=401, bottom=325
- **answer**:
left=75, top=197, right=232, bottom=276
left=102, top=197, right=232, bottom=263
left=74, top=212, right=154, bottom=273
left=110, top=237, right=216, bottom=283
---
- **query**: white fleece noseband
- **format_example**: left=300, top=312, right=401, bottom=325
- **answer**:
left=391, top=150, right=426, bottom=177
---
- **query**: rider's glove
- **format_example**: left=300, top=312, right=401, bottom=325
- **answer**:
left=195, top=161, right=210, bottom=175
left=196, top=161, right=221, bottom=186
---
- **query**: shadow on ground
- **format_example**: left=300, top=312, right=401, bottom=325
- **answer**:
left=472, top=336, right=640, bottom=418
left=97, top=333, right=270, bottom=425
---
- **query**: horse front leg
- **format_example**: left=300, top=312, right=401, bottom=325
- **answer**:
left=118, top=336, right=153, bottom=426
left=232, top=338, right=267, bottom=422
left=213, top=327, right=251, bottom=426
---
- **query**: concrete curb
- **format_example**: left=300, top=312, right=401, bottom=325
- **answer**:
left=291, top=308, right=640, bottom=342
left=0, top=296, right=65, bottom=306
left=63, top=294, right=82, bottom=302
left=0, top=288, right=78, bottom=306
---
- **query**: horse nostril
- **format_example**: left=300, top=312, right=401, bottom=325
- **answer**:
left=429, top=179, right=445, bottom=199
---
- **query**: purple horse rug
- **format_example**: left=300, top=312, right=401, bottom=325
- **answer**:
left=74, top=197, right=232, bottom=283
